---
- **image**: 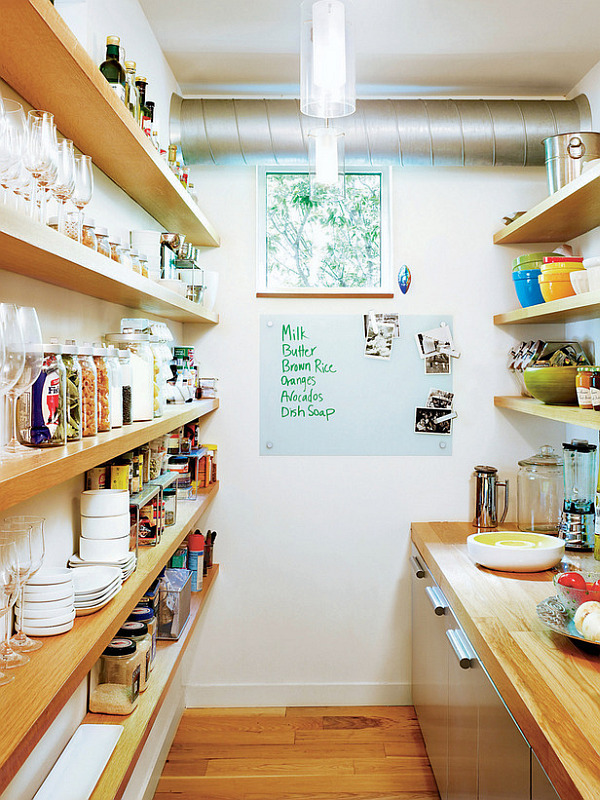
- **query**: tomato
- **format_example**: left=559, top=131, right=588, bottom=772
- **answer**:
left=592, top=579, right=600, bottom=592
left=557, top=572, right=587, bottom=589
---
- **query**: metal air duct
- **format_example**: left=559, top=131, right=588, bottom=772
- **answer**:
left=170, top=95, right=591, bottom=168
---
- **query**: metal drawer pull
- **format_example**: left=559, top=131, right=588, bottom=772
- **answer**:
left=410, top=555, right=426, bottom=579
left=447, top=628, right=476, bottom=669
left=425, top=586, right=448, bottom=616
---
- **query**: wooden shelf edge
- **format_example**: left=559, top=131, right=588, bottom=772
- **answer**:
left=494, top=291, right=600, bottom=325
left=0, top=484, right=219, bottom=795
left=0, top=400, right=219, bottom=514
left=494, top=395, right=600, bottom=429
left=84, top=565, right=220, bottom=800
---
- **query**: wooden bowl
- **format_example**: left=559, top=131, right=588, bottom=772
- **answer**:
left=523, top=365, right=578, bottom=405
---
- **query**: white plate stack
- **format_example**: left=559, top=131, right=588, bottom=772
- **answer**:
left=71, top=566, right=123, bottom=616
left=79, top=490, right=133, bottom=566
left=68, top=552, right=136, bottom=581
left=18, top=568, right=75, bottom=636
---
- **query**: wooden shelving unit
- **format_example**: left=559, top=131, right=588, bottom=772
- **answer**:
left=493, top=160, right=600, bottom=245
left=0, top=484, right=218, bottom=794
left=0, top=0, right=219, bottom=246
left=494, top=290, right=600, bottom=325
left=494, top=395, right=600, bottom=430
left=0, top=206, right=218, bottom=324
left=84, top=564, right=219, bottom=800
left=0, top=399, right=218, bottom=514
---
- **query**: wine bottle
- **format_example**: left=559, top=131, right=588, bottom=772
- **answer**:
left=99, top=36, right=126, bottom=103
left=135, top=77, right=151, bottom=136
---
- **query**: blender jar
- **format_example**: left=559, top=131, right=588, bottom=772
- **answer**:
left=517, top=445, right=563, bottom=533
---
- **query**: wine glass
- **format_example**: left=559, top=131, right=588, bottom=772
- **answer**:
left=0, top=528, right=28, bottom=670
left=6, top=516, right=45, bottom=653
left=0, top=303, right=25, bottom=396
left=50, top=138, right=75, bottom=235
left=4, top=307, right=43, bottom=456
left=72, top=155, right=93, bottom=244
left=0, top=101, right=26, bottom=207
left=23, top=111, right=56, bottom=223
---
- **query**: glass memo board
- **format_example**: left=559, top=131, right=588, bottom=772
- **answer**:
left=260, top=314, right=454, bottom=456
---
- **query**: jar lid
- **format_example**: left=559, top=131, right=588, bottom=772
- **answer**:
left=83, top=217, right=95, bottom=227
left=96, top=226, right=109, bottom=236
left=78, top=343, right=94, bottom=356
left=118, top=620, right=148, bottom=637
left=163, top=487, right=177, bottom=496
left=109, top=236, right=121, bottom=246
left=518, top=445, right=563, bottom=468
left=103, top=637, right=136, bottom=656
left=92, top=343, right=107, bottom=356
left=474, top=465, right=497, bottom=475
left=62, top=340, right=79, bottom=355
left=542, top=256, right=584, bottom=263
left=106, top=346, right=119, bottom=358
left=106, top=332, right=150, bottom=343
left=169, top=456, right=188, bottom=464
left=43, top=340, right=63, bottom=355
left=563, top=440, right=597, bottom=453
left=129, top=606, right=154, bottom=622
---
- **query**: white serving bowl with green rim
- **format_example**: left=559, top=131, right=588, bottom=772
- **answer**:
left=467, top=531, right=565, bottom=572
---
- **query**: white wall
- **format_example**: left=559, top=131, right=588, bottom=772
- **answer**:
left=183, top=163, right=565, bottom=707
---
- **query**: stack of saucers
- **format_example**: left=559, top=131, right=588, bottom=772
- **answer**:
left=18, top=568, right=75, bottom=636
left=71, top=565, right=123, bottom=616
left=68, top=552, right=136, bottom=581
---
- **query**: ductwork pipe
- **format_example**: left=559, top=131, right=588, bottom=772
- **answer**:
left=170, top=95, right=591, bottom=168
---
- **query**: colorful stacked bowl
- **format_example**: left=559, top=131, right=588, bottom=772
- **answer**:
left=511, top=252, right=559, bottom=308
left=539, top=256, right=584, bottom=302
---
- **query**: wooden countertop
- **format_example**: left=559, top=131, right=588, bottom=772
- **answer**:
left=411, top=521, right=600, bottom=800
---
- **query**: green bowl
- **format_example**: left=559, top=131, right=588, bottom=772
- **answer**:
left=523, top=365, right=578, bottom=405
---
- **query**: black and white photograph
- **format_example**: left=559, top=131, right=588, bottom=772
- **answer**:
left=424, top=353, right=451, bottom=375
left=426, top=388, right=454, bottom=409
left=414, top=322, right=457, bottom=360
left=363, top=312, right=400, bottom=339
left=414, top=406, right=453, bottom=435
left=364, top=319, right=395, bottom=359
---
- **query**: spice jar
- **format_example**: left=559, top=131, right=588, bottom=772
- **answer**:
left=96, top=226, right=111, bottom=258
left=17, top=341, right=67, bottom=447
left=163, top=486, right=177, bottom=527
left=93, top=344, right=111, bottom=432
left=78, top=344, right=98, bottom=437
left=128, top=606, right=157, bottom=667
left=106, top=332, right=154, bottom=421
left=576, top=366, right=594, bottom=409
left=109, top=235, right=122, bottom=264
left=62, top=340, right=82, bottom=441
left=82, top=217, right=98, bottom=251
left=106, top=346, right=123, bottom=428
left=117, top=621, right=152, bottom=691
left=118, top=349, right=133, bottom=426
left=89, top=638, right=140, bottom=716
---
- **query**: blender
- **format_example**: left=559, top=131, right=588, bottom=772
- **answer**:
left=559, top=440, right=597, bottom=550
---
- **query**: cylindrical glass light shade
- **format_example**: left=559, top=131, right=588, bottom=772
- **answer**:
left=301, top=0, right=355, bottom=118
left=308, top=126, right=345, bottom=198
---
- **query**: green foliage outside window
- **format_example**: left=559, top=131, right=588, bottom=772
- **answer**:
left=264, top=172, right=382, bottom=290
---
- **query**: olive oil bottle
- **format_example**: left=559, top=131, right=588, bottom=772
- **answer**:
left=99, top=36, right=126, bottom=103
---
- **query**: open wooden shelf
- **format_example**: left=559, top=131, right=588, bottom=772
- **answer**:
left=0, top=206, right=218, bottom=324
left=0, top=0, right=219, bottom=246
left=494, top=290, right=600, bottom=325
left=494, top=395, right=600, bottom=429
left=84, top=564, right=219, bottom=800
left=493, top=161, right=600, bottom=245
left=0, top=399, right=219, bottom=514
left=0, top=483, right=219, bottom=794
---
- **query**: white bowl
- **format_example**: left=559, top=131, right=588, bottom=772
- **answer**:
left=570, top=270, right=590, bottom=294
left=467, top=531, right=565, bottom=572
left=18, top=595, right=75, bottom=611
left=23, top=584, right=74, bottom=602
left=81, top=490, right=129, bottom=517
left=18, top=602, right=74, bottom=619
left=75, top=579, right=121, bottom=602
left=81, top=513, right=130, bottom=540
left=71, top=565, right=122, bottom=594
left=22, top=609, right=76, bottom=628
left=27, top=568, right=73, bottom=586
left=79, top=535, right=130, bottom=562
left=21, top=620, right=74, bottom=636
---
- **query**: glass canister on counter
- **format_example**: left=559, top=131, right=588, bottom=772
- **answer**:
left=93, top=344, right=111, bottom=432
left=517, top=445, right=564, bottom=533
left=17, top=341, right=67, bottom=447
left=89, top=638, right=140, bottom=716
left=106, top=332, right=154, bottom=421
left=118, top=348, right=133, bottom=426
left=106, top=346, right=123, bottom=428
left=78, top=344, right=98, bottom=437
left=62, top=340, right=82, bottom=441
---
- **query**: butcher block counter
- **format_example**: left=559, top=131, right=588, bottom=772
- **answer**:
left=411, top=521, right=600, bottom=800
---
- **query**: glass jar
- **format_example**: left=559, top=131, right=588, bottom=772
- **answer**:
left=17, top=341, right=67, bottom=447
left=106, top=332, right=154, bottom=421
left=129, top=249, right=142, bottom=274
left=517, top=445, right=564, bottom=533
left=117, top=621, right=151, bottom=691
left=109, top=235, right=122, bottom=264
left=82, top=217, right=98, bottom=250
left=78, top=344, right=98, bottom=437
left=118, top=349, right=133, bottom=426
left=96, top=226, right=111, bottom=258
left=138, top=252, right=149, bottom=278
left=89, top=638, right=140, bottom=715
left=163, top=486, right=177, bottom=527
left=589, top=367, right=600, bottom=411
left=128, top=606, right=156, bottom=667
left=64, top=211, right=78, bottom=241
left=120, top=246, right=134, bottom=271
left=106, top=346, right=123, bottom=428
left=149, top=335, right=164, bottom=418
left=576, top=367, right=594, bottom=409
left=93, top=344, right=111, bottom=432
left=62, top=340, right=82, bottom=441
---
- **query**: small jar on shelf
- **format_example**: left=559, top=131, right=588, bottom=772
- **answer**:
left=118, top=349, right=133, bottom=426
left=82, top=218, right=98, bottom=251
left=89, top=638, right=140, bottom=716
left=95, top=226, right=111, bottom=258
left=78, top=344, right=98, bottom=437
left=109, top=234, right=122, bottom=264
left=576, top=367, right=594, bottom=410
left=116, top=621, right=152, bottom=692
left=62, top=340, right=82, bottom=441
left=93, top=344, right=111, bottom=432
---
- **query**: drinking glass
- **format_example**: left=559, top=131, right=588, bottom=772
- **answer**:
left=50, top=138, right=75, bottom=235
left=0, top=531, right=28, bottom=670
left=72, top=155, right=93, bottom=244
left=0, top=303, right=25, bottom=395
left=0, top=101, right=26, bottom=207
left=4, top=307, right=43, bottom=456
left=37, top=141, right=58, bottom=225
left=23, top=111, right=56, bottom=223
left=6, top=516, right=45, bottom=652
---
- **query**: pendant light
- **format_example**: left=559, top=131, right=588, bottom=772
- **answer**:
left=308, top=122, right=345, bottom=197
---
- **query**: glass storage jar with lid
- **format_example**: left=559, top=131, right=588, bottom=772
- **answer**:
left=517, top=445, right=564, bottom=533
left=118, top=348, right=133, bottom=425
left=82, top=217, right=98, bottom=250
left=117, top=621, right=151, bottom=691
left=109, top=235, right=122, bottom=263
left=95, top=226, right=111, bottom=258
left=78, top=343, right=98, bottom=437
left=62, top=339, right=82, bottom=441
left=89, top=638, right=140, bottom=715
left=129, top=249, right=142, bottom=274
left=92, top=344, right=111, bottom=432
left=106, top=346, right=123, bottom=428
left=163, top=485, right=177, bottom=526
left=105, top=332, right=154, bottom=421
left=128, top=606, right=157, bottom=667
left=17, top=341, right=67, bottom=447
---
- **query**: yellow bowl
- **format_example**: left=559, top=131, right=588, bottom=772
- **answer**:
left=540, top=264, right=584, bottom=275
left=538, top=277, right=576, bottom=301
left=523, top=365, right=578, bottom=404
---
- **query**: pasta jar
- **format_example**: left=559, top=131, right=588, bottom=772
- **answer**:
left=95, top=226, right=111, bottom=258
left=89, top=638, right=140, bottom=716
left=590, top=367, right=600, bottom=411
left=17, top=341, right=67, bottom=447
left=62, top=340, right=82, bottom=441
left=109, top=235, right=122, bottom=264
left=576, top=367, right=594, bottom=410
left=106, top=333, right=154, bottom=422
left=106, top=346, right=123, bottom=428
left=129, top=249, right=142, bottom=275
left=117, top=621, right=152, bottom=691
left=93, top=344, right=111, bottom=432
left=118, top=349, right=133, bottom=426
left=138, top=253, right=149, bottom=278
left=120, top=246, right=134, bottom=272
left=82, top=217, right=98, bottom=251
left=128, top=606, right=157, bottom=667
left=78, top=344, right=98, bottom=437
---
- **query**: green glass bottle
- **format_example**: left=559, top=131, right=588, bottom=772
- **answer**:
left=135, top=76, right=151, bottom=136
left=99, top=36, right=126, bottom=103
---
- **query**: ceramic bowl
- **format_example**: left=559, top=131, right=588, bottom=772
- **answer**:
left=587, top=265, right=600, bottom=292
left=512, top=269, right=544, bottom=308
left=538, top=276, right=576, bottom=302
left=553, top=571, right=600, bottom=616
left=523, top=365, right=578, bottom=405
left=570, top=270, right=590, bottom=294
left=467, top=531, right=564, bottom=572
left=81, top=489, right=129, bottom=517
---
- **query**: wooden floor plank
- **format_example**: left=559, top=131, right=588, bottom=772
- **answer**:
left=205, top=757, right=356, bottom=777
left=353, top=756, right=435, bottom=775
left=184, top=707, right=287, bottom=717
left=166, top=741, right=387, bottom=761
left=156, top=774, right=439, bottom=794
left=155, top=793, right=438, bottom=800
left=285, top=707, right=417, bottom=719
left=173, top=715, right=323, bottom=735
left=384, top=741, right=427, bottom=757
left=295, top=728, right=423, bottom=743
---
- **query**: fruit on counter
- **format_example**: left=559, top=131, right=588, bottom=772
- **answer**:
left=574, top=601, right=600, bottom=642
left=557, top=572, right=587, bottom=589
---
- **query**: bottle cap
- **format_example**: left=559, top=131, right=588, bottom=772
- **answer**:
left=118, top=621, right=148, bottom=638
left=136, top=76, right=147, bottom=83
left=103, top=638, right=136, bottom=656
left=106, top=35, right=121, bottom=46
left=129, top=606, right=154, bottom=623
left=188, top=532, right=205, bottom=552
left=124, top=60, right=136, bottom=70
left=96, top=226, right=108, bottom=236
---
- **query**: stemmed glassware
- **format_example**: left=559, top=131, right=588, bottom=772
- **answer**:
left=50, top=138, right=75, bottom=235
left=0, top=100, right=26, bottom=208
left=0, top=539, right=19, bottom=685
left=0, top=306, right=25, bottom=444
left=4, top=307, right=43, bottom=456
left=72, top=155, right=93, bottom=244
left=0, top=527, right=27, bottom=672
left=23, top=111, right=57, bottom=223
left=7, top=517, right=45, bottom=653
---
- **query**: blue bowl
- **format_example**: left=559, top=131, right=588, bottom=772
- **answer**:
left=512, top=268, right=544, bottom=307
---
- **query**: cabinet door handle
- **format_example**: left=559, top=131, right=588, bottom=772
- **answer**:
left=425, top=586, right=448, bottom=616
left=410, top=555, right=426, bottom=579
left=446, top=628, right=476, bottom=669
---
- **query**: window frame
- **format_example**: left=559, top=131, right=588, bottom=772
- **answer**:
left=256, top=166, right=393, bottom=298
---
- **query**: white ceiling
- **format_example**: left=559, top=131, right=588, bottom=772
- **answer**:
left=139, top=0, right=600, bottom=98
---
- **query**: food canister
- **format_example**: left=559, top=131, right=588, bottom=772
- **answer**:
left=61, top=340, right=82, bottom=441
left=576, top=366, right=594, bottom=409
left=89, top=638, right=139, bottom=715
left=517, top=445, right=563, bottom=533
left=106, top=332, right=154, bottom=422
left=93, top=344, right=111, bottom=432
left=17, top=341, right=67, bottom=447
left=543, top=132, right=600, bottom=194
left=78, top=344, right=98, bottom=437
left=117, top=621, right=151, bottom=691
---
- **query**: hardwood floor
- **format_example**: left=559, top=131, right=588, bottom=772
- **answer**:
left=154, top=706, right=440, bottom=800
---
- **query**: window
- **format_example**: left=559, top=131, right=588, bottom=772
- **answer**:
left=257, top=169, right=391, bottom=296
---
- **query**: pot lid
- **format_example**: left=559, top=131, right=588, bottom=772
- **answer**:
left=518, top=445, right=563, bottom=468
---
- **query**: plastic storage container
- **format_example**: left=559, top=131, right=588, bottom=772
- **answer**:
left=128, top=606, right=156, bottom=667
left=117, top=621, right=151, bottom=692
left=17, top=341, right=67, bottom=447
left=95, top=226, right=111, bottom=258
left=93, top=345, right=111, bottom=432
left=61, top=340, right=82, bottom=441
left=89, top=638, right=140, bottom=715
left=78, top=344, right=98, bottom=437
left=106, top=333, right=154, bottom=422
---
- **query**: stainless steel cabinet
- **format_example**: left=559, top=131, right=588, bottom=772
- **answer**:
left=532, top=752, right=561, bottom=800
left=446, top=627, right=479, bottom=800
